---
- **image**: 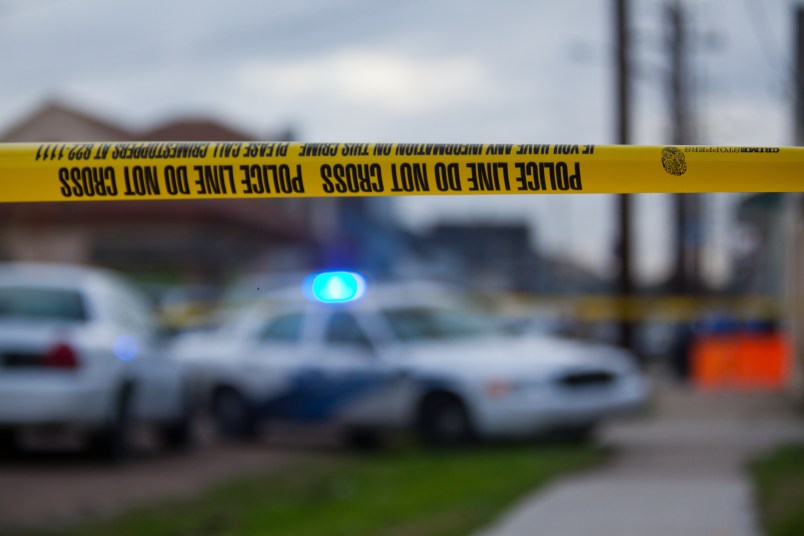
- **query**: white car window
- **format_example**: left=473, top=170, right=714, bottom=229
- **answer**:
left=257, top=312, right=304, bottom=343
left=323, top=311, right=373, bottom=348
left=0, top=286, right=87, bottom=323
left=381, top=307, right=499, bottom=342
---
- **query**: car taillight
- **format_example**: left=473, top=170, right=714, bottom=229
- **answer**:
left=43, top=343, right=80, bottom=370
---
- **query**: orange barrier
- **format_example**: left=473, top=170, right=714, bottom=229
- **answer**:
left=692, top=334, right=790, bottom=390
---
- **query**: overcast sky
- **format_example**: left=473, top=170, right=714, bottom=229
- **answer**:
left=0, top=0, right=798, bottom=283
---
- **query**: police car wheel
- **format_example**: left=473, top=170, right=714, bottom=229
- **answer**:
left=0, top=429, right=18, bottom=456
left=160, top=396, right=194, bottom=451
left=344, top=426, right=383, bottom=450
left=418, top=393, right=473, bottom=446
left=212, top=388, right=257, bottom=440
left=90, top=385, right=134, bottom=462
left=554, top=423, right=598, bottom=443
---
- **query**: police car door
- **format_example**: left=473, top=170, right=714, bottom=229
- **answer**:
left=309, top=310, right=407, bottom=427
left=244, top=309, right=317, bottom=420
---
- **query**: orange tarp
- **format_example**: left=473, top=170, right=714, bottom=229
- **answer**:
left=692, top=334, right=789, bottom=390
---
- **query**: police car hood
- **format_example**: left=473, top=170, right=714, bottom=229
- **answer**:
left=398, top=334, right=635, bottom=378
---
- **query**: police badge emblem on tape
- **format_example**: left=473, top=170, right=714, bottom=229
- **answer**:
left=0, top=142, right=800, bottom=202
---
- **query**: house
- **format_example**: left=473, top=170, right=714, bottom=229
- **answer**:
left=0, top=101, right=317, bottom=287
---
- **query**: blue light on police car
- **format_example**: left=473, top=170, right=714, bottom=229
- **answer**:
left=307, top=271, right=366, bottom=303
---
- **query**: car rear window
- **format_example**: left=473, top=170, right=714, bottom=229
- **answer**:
left=0, top=287, right=88, bottom=322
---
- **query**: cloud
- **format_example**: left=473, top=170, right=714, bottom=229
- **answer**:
left=700, top=96, right=789, bottom=146
left=236, top=50, right=495, bottom=115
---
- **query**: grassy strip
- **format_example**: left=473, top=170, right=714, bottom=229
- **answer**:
left=750, top=444, right=804, bottom=536
left=40, top=444, right=603, bottom=536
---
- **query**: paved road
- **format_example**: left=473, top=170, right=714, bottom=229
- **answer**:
left=479, top=385, right=804, bottom=536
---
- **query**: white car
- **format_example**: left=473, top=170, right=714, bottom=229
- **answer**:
left=172, top=277, right=649, bottom=445
left=0, top=263, right=192, bottom=459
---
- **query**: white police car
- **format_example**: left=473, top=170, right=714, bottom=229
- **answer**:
left=0, top=264, right=193, bottom=459
left=172, top=272, right=649, bottom=445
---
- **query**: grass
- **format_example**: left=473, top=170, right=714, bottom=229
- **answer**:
left=35, top=443, right=603, bottom=536
left=750, top=444, right=804, bottom=536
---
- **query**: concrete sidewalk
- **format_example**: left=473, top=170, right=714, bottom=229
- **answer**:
left=479, top=385, right=804, bottom=536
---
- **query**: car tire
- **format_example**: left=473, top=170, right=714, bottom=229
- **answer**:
left=212, top=387, right=257, bottom=440
left=417, top=393, right=473, bottom=447
left=0, top=429, right=18, bottom=457
left=159, top=417, right=193, bottom=451
left=90, top=386, right=134, bottom=462
left=159, top=392, right=195, bottom=451
left=557, top=423, right=598, bottom=443
left=343, top=426, right=383, bottom=450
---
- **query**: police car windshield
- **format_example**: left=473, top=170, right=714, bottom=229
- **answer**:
left=381, top=307, right=499, bottom=342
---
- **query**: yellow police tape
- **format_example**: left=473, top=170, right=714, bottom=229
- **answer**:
left=0, top=142, right=801, bottom=202
left=155, top=292, right=785, bottom=330
left=494, top=294, right=783, bottom=323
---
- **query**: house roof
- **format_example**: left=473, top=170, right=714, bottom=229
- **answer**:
left=0, top=101, right=131, bottom=142
left=142, top=118, right=255, bottom=141
left=0, top=101, right=263, bottom=143
left=0, top=101, right=312, bottom=242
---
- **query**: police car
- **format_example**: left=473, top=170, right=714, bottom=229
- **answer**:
left=171, top=272, right=649, bottom=445
left=0, top=264, right=193, bottom=459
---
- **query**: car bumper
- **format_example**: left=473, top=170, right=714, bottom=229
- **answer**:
left=0, top=377, right=112, bottom=428
left=473, top=375, right=651, bottom=438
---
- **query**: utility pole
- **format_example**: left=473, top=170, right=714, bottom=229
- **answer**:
left=615, top=0, right=635, bottom=354
left=796, top=6, right=804, bottom=145
left=668, top=0, right=689, bottom=145
left=667, top=0, right=699, bottom=292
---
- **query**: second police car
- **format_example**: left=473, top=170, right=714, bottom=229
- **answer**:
left=171, top=272, right=650, bottom=445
